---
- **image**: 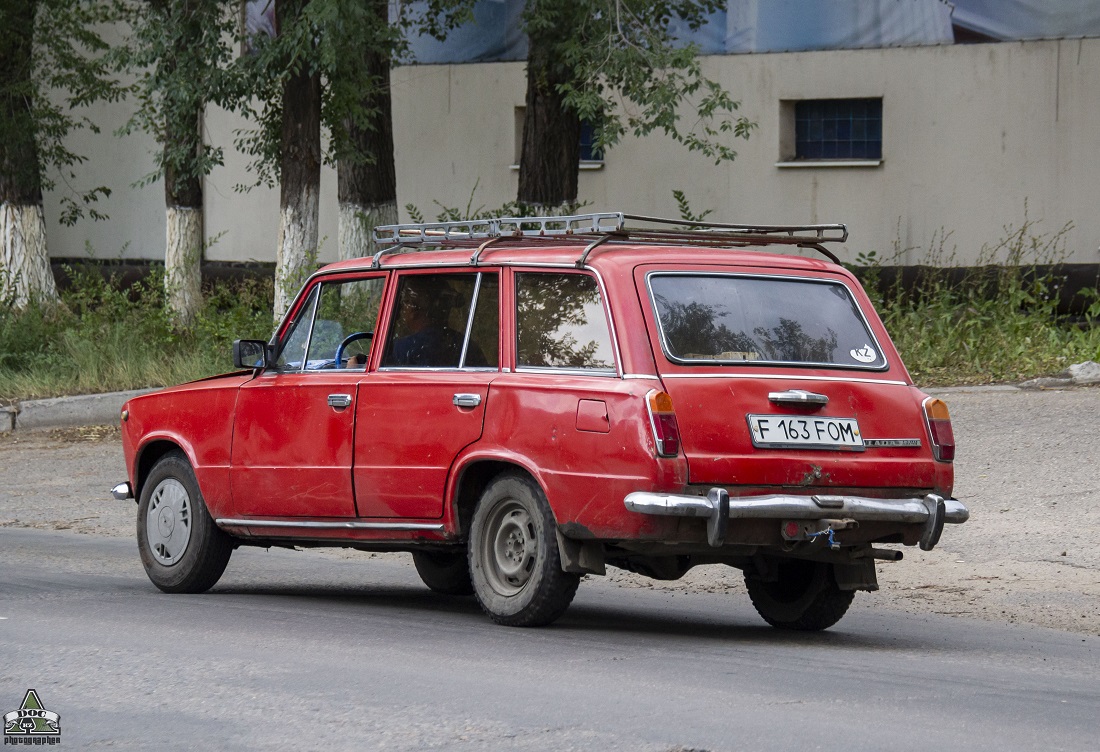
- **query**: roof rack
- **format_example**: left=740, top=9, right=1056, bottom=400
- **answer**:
left=371, top=212, right=848, bottom=267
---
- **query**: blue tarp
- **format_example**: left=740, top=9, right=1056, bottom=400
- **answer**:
left=400, top=0, right=1100, bottom=65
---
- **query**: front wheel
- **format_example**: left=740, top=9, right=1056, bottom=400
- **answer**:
left=468, top=473, right=579, bottom=627
left=137, top=451, right=233, bottom=593
left=745, top=559, right=854, bottom=631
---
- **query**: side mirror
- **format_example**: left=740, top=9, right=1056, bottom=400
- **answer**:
left=233, top=339, right=270, bottom=370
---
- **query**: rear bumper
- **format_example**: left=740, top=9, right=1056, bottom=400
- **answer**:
left=624, top=489, right=968, bottom=551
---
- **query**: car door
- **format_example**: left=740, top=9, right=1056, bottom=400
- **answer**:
left=353, top=270, right=499, bottom=519
left=230, top=274, right=386, bottom=517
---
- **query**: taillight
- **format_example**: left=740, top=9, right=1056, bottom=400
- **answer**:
left=646, top=389, right=681, bottom=458
left=922, top=397, right=955, bottom=462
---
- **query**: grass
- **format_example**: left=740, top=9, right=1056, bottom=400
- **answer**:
left=854, top=218, right=1100, bottom=386
left=0, top=264, right=274, bottom=402
left=1, top=217, right=1098, bottom=400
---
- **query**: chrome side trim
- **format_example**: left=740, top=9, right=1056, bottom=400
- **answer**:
left=624, top=490, right=968, bottom=549
left=216, top=518, right=445, bottom=532
left=659, top=373, right=909, bottom=386
left=622, top=373, right=661, bottom=380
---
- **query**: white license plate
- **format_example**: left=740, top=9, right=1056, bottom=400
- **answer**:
left=747, top=414, right=864, bottom=450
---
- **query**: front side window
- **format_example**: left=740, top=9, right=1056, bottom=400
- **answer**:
left=515, top=273, right=615, bottom=372
left=275, top=276, right=385, bottom=371
left=381, top=272, right=499, bottom=369
left=649, top=274, right=886, bottom=369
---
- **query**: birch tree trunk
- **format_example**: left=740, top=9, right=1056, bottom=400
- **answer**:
left=0, top=203, right=58, bottom=307
left=163, top=102, right=204, bottom=328
left=273, top=0, right=321, bottom=320
left=156, top=0, right=207, bottom=329
left=337, top=0, right=397, bottom=262
left=0, top=0, right=59, bottom=308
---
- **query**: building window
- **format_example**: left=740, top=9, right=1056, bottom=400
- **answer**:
left=787, top=98, right=882, bottom=162
left=578, top=120, right=604, bottom=163
left=512, top=107, right=604, bottom=170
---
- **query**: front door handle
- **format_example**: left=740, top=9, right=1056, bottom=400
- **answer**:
left=328, top=393, right=353, bottom=409
left=452, top=393, right=482, bottom=408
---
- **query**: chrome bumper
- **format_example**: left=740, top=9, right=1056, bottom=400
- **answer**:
left=624, top=489, right=968, bottom=551
left=111, top=482, right=134, bottom=501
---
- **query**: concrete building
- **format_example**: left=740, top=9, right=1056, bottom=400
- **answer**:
left=42, top=3, right=1100, bottom=269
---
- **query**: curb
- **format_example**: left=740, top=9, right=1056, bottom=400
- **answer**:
left=1, top=389, right=157, bottom=433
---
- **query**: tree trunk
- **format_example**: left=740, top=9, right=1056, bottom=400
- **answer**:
left=274, top=0, right=321, bottom=320
left=0, top=0, right=59, bottom=308
left=160, top=0, right=205, bottom=329
left=336, top=0, right=397, bottom=262
left=517, top=8, right=582, bottom=214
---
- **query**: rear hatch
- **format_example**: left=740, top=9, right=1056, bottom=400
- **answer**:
left=638, top=264, right=942, bottom=492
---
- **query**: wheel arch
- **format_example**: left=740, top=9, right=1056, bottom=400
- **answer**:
left=449, top=457, right=547, bottom=540
left=134, top=438, right=191, bottom=500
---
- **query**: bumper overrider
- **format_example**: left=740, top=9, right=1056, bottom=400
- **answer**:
left=624, top=489, right=969, bottom=552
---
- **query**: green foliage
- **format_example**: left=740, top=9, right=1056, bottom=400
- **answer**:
left=859, top=216, right=1100, bottom=385
left=111, top=0, right=244, bottom=191
left=542, top=0, right=756, bottom=164
left=671, top=189, right=713, bottom=223
left=0, top=265, right=274, bottom=400
left=405, top=179, right=586, bottom=223
left=0, top=0, right=126, bottom=223
left=233, top=0, right=472, bottom=188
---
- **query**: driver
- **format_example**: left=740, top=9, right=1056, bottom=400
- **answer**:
left=389, top=282, right=463, bottom=367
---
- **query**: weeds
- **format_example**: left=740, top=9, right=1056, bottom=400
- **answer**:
left=0, top=264, right=273, bottom=401
left=860, top=215, right=1100, bottom=385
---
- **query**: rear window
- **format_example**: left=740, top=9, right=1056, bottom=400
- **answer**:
left=648, top=273, right=886, bottom=369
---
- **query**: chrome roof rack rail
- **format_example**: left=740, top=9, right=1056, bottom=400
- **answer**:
left=371, top=212, right=847, bottom=265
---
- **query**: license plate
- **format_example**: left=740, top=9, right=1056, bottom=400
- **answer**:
left=747, top=414, right=864, bottom=450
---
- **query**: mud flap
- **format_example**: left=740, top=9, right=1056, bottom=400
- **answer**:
left=833, top=558, right=879, bottom=592
left=555, top=531, right=606, bottom=575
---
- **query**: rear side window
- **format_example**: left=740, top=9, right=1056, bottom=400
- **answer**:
left=649, top=273, right=886, bottom=369
left=515, top=272, right=615, bottom=372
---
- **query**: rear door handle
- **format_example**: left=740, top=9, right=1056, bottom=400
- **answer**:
left=328, top=394, right=353, bottom=409
left=768, top=389, right=829, bottom=406
left=452, top=393, right=482, bottom=408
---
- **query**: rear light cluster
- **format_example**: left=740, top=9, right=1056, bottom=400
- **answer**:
left=922, top=397, right=955, bottom=462
left=646, top=390, right=681, bottom=457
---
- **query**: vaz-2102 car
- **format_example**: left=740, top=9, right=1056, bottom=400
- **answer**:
left=114, top=213, right=968, bottom=630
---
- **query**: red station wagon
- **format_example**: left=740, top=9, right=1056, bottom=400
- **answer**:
left=113, top=213, right=968, bottom=631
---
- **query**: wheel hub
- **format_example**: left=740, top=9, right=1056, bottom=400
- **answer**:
left=483, top=501, right=537, bottom=595
left=145, top=478, right=192, bottom=566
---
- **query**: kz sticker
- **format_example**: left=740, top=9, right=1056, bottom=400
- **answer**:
left=4, top=690, right=60, bottom=745
left=849, top=345, right=878, bottom=363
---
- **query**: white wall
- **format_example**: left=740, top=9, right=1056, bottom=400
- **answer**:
left=45, top=37, right=1100, bottom=267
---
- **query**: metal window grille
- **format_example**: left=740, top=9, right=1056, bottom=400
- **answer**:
left=795, top=99, right=882, bottom=160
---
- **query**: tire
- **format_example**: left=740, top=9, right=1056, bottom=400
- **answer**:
left=468, top=472, right=580, bottom=627
left=744, top=559, right=855, bottom=631
left=137, top=451, right=233, bottom=594
left=412, top=551, right=474, bottom=596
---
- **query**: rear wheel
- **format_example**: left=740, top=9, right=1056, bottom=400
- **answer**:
left=412, top=551, right=474, bottom=595
left=137, top=451, right=233, bottom=594
left=468, top=473, right=579, bottom=626
left=745, top=559, right=854, bottom=631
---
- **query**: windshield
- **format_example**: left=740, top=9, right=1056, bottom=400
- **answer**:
left=648, top=273, right=886, bottom=369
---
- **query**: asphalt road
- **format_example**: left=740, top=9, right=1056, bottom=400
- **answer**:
left=2, top=527, right=1098, bottom=752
